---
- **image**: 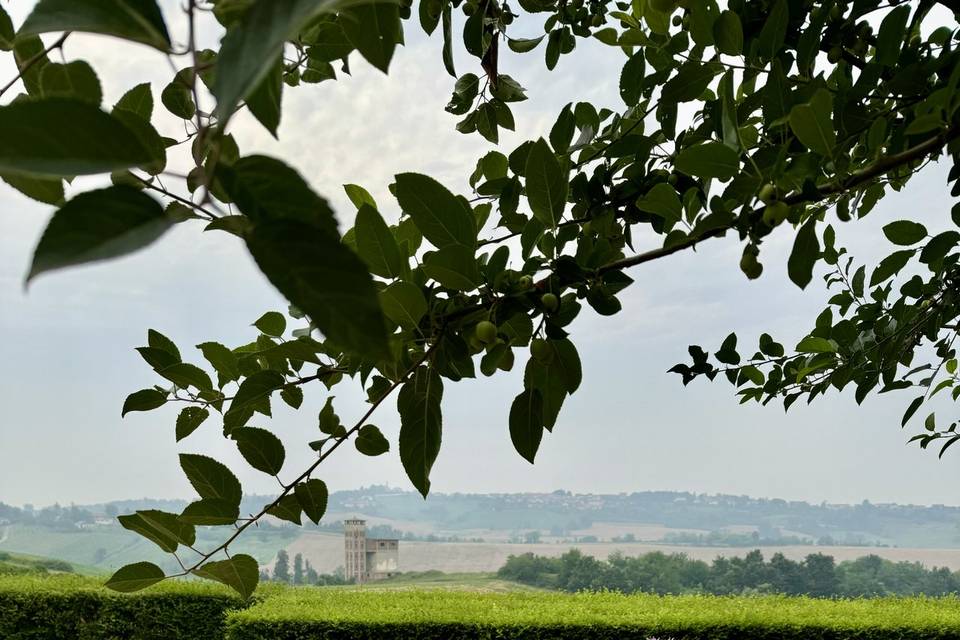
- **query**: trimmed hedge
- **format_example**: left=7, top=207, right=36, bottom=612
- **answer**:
left=6, top=575, right=960, bottom=639
left=0, top=574, right=241, bottom=640
left=226, top=590, right=960, bottom=639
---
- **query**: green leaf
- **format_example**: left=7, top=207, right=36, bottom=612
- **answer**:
left=341, top=3, right=401, bottom=73
left=510, top=389, right=544, bottom=464
left=441, top=1, right=455, bottom=76
left=246, top=220, right=390, bottom=361
left=883, top=220, right=927, bottom=246
left=344, top=183, right=377, bottom=209
left=870, top=250, right=914, bottom=286
left=40, top=61, right=102, bottom=105
left=161, top=80, right=196, bottom=119
left=355, top=424, right=390, bottom=456
left=0, top=6, right=13, bottom=51
left=756, top=0, right=787, bottom=60
left=225, top=370, right=285, bottom=429
left=21, top=0, right=171, bottom=51
left=176, top=407, right=210, bottom=442
left=295, top=479, right=329, bottom=524
left=525, top=138, right=568, bottom=228
left=789, top=90, right=836, bottom=158
left=193, top=554, right=258, bottom=599
left=318, top=396, right=345, bottom=436
left=27, top=186, right=167, bottom=282
left=788, top=217, right=820, bottom=289
left=149, top=330, right=181, bottom=361
left=266, top=494, right=302, bottom=524
left=121, top=389, right=167, bottom=417
left=394, top=173, right=476, bottom=249
left=920, top=231, right=960, bottom=265
left=114, top=83, right=154, bottom=120
left=355, top=204, right=403, bottom=279
left=198, top=342, right=241, bottom=388
left=254, top=311, right=286, bottom=337
left=635, top=183, right=682, bottom=222
left=280, top=385, right=304, bottom=409
left=218, top=156, right=338, bottom=236
left=0, top=174, right=64, bottom=205
left=422, top=245, right=480, bottom=290
left=876, top=5, right=910, bottom=66
left=508, top=36, right=544, bottom=53
left=179, top=498, right=239, bottom=526
left=232, top=427, right=286, bottom=476
left=13, top=36, right=49, bottom=96
left=619, top=53, right=645, bottom=107
left=661, top=62, right=718, bottom=103
left=713, top=10, right=743, bottom=55
left=213, top=0, right=351, bottom=125
left=158, top=363, right=214, bottom=392
left=246, top=59, right=283, bottom=137
left=0, top=99, right=159, bottom=176
left=380, top=281, right=428, bottom=329
left=118, top=510, right=195, bottom=553
left=796, top=336, right=837, bottom=353
left=179, top=453, right=242, bottom=505
left=105, top=562, right=165, bottom=593
left=398, top=367, right=443, bottom=498
left=675, top=142, right=739, bottom=180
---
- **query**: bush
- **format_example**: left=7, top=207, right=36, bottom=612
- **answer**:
left=0, top=574, right=241, bottom=640
left=226, top=590, right=960, bottom=640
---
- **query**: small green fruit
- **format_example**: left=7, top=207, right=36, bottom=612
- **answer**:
left=758, top=183, right=777, bottom=205
left=530, top=339, right=553, bottom=364
left=672, top=14, right=682, bottom=26
left=541, top=293, right=560, bottom=313
left=827, top=46, right=843, bottom=63
left=475, top=320, right=497, bottom=344
left=739, top=252, right=763, bottom=280
left=518, top=275, right=534, bottom=290
left=763, top=201, right=789, bottom=227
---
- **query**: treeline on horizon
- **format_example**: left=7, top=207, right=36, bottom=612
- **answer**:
left=497, top=549, right=960, bottom=598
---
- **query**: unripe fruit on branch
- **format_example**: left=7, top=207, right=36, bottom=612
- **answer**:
left=740, top=251, right=763, bottom=280
left=758, top=183, right=777, bottom=205
left=541, top=293, right=560, bottom=313
left=518, top=275, right=534, bottom=290
left=475, top=320, right=497, bottom=345
left=763, top=201, right=789, bottom=227
left=530, top=338, right=553, bottom=364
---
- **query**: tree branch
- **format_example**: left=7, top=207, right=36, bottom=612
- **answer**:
left=179, top=338, right=442, bottom=576
left=0, top=33, right=70, bottom=99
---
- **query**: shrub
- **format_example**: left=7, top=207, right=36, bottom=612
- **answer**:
left=0, top=574, right=241, bottom=640
left=226, top=590, right=960, bottom=640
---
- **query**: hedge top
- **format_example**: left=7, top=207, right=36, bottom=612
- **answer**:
left=0, top=573, right=240, bottom=598
left=229, top=589, right=960, bottom=631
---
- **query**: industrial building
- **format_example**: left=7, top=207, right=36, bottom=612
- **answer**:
left=343, top=518, right=399, bottom=583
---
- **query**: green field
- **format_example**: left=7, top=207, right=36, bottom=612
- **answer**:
left=0, top=524, right=297, bottom=573
left=353, top=570, right=545, bottom=592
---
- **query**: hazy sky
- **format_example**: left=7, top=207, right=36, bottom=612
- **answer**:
left=2, top=2, right=958, bottom=508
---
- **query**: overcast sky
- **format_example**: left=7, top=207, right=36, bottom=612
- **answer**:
left=2, top=2, right=958, bottom=508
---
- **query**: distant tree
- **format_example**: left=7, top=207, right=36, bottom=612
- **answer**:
left=293, top=553, right=304, bottom=585
left=802, top=553, right=839, bottom=597
left=524, top=530, right=542, bottom=544
left=305, top=561, right=319, bottom=586
left=272, top=550, right=290, bottom=584
left=93, top=548, right=107, bottom=564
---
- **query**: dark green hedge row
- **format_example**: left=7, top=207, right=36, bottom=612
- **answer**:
left=6, top=576, right=960, bottom=639
left=225, top=621, right=960, bottom=640
left=0, top=575, right=241, bottom=640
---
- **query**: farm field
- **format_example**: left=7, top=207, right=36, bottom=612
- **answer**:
left=282, top=530, right=960, bottom=573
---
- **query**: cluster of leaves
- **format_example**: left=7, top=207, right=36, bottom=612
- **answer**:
left=3, top=0, right=960, bottom=599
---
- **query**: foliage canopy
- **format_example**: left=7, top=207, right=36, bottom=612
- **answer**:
left=2, top=0, right=960, bottom=597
